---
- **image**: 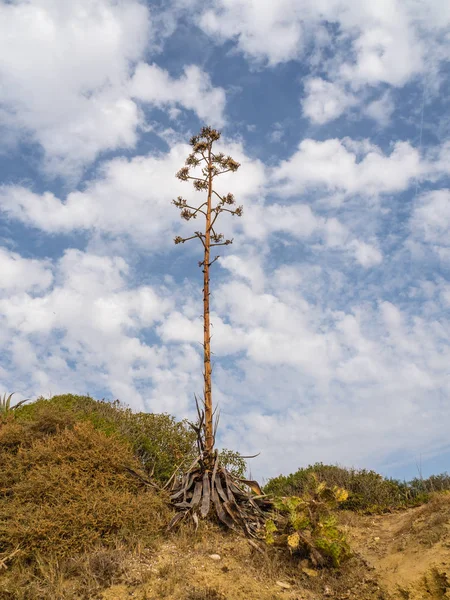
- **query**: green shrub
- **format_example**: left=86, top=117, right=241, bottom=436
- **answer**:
left=218, top=448, right=247, bottom=478
left=265, top=474, right=351, bottom=568
left=264, top=463, right=433, bottom=513
left=409, top=473, right=450, bottom=494
left=12, top=394, right=197, bottom=483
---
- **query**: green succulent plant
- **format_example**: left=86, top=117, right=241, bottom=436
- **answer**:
left=0, top=392, right=30, bottom=415
left=265, top=474, right=351, bottom=568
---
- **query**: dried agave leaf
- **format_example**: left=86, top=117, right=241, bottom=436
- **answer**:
left=200, top=472, right=211, bottom=518
left=214, top=472, right=229, bottom=503
left=235, top=478, right=263, bottom=496
left=222, top=500, right=241, bottom=525
left=191, top=480, right=203, bottom=508
left=174, top=501, right=192, bottom=509
left=212, top=487, right=236, bottom=530
left=167, top=511, right=186, bottom=530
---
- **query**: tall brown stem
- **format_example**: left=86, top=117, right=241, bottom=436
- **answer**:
left=173, top=126, right=242, bottom=463
left=203, top=145, right=213, bottom=456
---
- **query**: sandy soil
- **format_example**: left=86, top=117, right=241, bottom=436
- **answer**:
left=99, top=493, right=450, bottom=600
left=341, top=493, right=450, bottom=599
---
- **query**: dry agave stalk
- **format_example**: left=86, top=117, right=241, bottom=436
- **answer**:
left=172, top=125, right=243, bottom=463
left=169, top=127, right=270, bottom=535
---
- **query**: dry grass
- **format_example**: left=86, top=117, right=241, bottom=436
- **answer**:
left=395, top=492, right=450, bottom=547
left=0, top=419, right=170, bottom=599
left=12, top=394, right=197, bottom=483
left=183, top=588, right=227, bottom=600
left=1, top=421, right=169, bottom=558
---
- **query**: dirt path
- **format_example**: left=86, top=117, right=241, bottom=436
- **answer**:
left=341, top=494, right=450, bottom=599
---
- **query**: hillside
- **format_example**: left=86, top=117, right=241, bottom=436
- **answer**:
left=342, top=495, right=450, bottom=600
left=73, top=498, right=449, bottom=600
left=1, top=395, right=449, bottom=600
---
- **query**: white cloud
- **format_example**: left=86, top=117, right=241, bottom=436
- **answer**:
left=196, top=0, right=441, bottom=80
left=0, top=138, right=266, bottom=248
left=242, top=202, right=381, bottom=267
left=194, top=0, right=449, bottom=123
left=0, top=248, right=53, bottom=293
left=364, top=90, right=395, bottom=127
left=0, top=147, right=191, bottom=244
left=0, top=0, right=227, bottom=176
left=0, top=247, right=206, bottom=414
left=0, top=0, right=150, bottom=176
left=130, top=63, right=226, bottom=127
left=410, top=189, right=450, bottom=260
left=349, top=239, right=383, bottom=268
left=199, top=0, right=305, bottom=66
left=338, top=14, right=422, bottom=88
left=0, top=135, right=389, bottom=270
left=218, top=254, right=266, bottom=292
left=271, top=138, right=423, bottom=196
left=209, top=279, right=450, bottom=478
left=302, top=78, right=357, bottom=124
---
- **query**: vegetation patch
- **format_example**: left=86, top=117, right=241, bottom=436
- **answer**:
left=264, top=474, right=352, bottom=568
left=0, top=409, right=172, bottom=599
left=11, top=393, right=197, bottom=482
left=264, top=462, right=449, bottom=513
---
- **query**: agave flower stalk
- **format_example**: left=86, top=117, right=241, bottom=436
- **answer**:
left=173, top=126, right=242, bottom=461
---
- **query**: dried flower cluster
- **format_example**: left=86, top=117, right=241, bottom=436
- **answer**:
left=172, top=126, right=243, bottom=255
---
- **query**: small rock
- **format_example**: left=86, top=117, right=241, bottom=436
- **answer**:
left=374, top=537, right=380, bottom=541
left=276, top=581, right=292, bottom=589
left=302, top=567, right=319, bottom=577
left=208, top=554, right=221, bottom=561
left=299, top=559, right=310, bottom=568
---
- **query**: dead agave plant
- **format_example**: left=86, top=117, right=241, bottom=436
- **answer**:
left=168, top=126, right=271, bottom=536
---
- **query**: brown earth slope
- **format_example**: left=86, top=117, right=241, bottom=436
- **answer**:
left=340, top=492, right=450, bottom=599
left=98, top=494, right=450, bottom=600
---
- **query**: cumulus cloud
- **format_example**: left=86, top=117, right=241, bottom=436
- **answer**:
left=194, top=0, right=449, bottom=123
left=0, top=138, right=266, bottom=247
left=208, top=276, right=450, bottom=478
left=0, top=0, right=227, bottom=176
left=0, top=247, right=205, bottom=414
left=0, top=0, right=149, bottom=175
left=348, top=239, right=383, bottom=268
left=197, top=0, right=432, bottom=83
left=302, top=78, right=357, bottom=124
left=0, top=248, right=53, bottom=293
left=364, top=90, right=395, bottom=127
left=3, top=133, right=445, bottom=276
left=241, top=203, right=382, bottom=267
left=130, top=63, right=226, bottom=127
left=271, top=138, right=423, bottom=196
left=410, top=189, right=450, bottom=261
left=199, top=0, right=305, bottom=66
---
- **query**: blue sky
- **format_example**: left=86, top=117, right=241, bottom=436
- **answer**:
left=0, top=0, right=449, bottom=482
